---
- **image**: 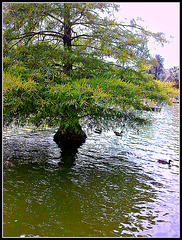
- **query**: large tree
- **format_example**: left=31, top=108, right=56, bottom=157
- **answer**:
left=3, top=3, right=167, bottom=76
left=3, top=3, right=178, bottom=150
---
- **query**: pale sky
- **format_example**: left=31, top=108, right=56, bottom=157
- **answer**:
left=115, top=2, right=179, bottom=69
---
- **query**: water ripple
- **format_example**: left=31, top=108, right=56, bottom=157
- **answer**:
left=3, top=105, right=179, bottom=237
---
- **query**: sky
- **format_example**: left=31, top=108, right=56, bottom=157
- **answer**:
left=115, top=2, right=179, bottom=69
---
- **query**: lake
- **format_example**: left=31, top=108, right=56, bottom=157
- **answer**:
left=3, top=104, right=179, bottom=237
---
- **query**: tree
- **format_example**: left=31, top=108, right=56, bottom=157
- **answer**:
left=161, top=66, right=179, bottom=89
left=3, top=3, right=167, bottom=76
left=148, top=54, right=164, bottom=80
left=3, top=3, right=178, bottom=151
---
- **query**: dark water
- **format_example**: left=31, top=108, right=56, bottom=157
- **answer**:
left=3, top=104, right=179, bottom=237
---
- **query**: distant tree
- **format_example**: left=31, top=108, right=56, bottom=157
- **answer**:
left=148, top=54, right=164, bottom=80
left=165, top=67, right=179, bottom=88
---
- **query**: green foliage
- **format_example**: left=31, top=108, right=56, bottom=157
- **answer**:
left=3, top=3, right=178, bottom=132
left=3, top=62, right=178, bottom=130
left=3, top=3, right=167, bottom=75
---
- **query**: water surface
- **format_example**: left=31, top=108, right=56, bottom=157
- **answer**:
left=3, top=104, right=179, bottom=237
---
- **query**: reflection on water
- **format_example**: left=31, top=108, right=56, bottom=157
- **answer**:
left=3, top=104, right=179, bottom=237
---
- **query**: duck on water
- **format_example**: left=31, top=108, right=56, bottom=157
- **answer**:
left=94, top=129, right=125, bottom=136
left=114, top=131, right=123, bottom=137
left=94, top=129, right=102, bottom=134
left=158, top=160, right=172, bottom=165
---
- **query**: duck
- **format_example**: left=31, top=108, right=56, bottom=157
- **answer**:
left=94, top=129, right=102, bottom=134
left=114, top=131, right=123, bottom=137
left=158, top=160, right=172, bottom=165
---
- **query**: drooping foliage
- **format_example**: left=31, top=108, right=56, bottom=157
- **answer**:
left=3, top=3, right=178, bottom=132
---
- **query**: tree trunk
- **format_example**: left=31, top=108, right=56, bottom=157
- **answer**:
left=54, top=126, right=86, bottom=150
left=63, top=4, right=72, bottom=76
left=53, top=105, right=87, bottom=150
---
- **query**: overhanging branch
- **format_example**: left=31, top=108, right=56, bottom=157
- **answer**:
left=7, top=30, right=63, bottom=44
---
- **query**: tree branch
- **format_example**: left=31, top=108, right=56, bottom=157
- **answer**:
left=8, top=31, right=63, bottom=42
left=71, top=34, right=92, bottom=41
left=46, top=13, right=64, bottom=25
left=72, top=11, right=83, bottom=24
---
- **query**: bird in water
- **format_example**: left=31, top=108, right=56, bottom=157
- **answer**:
left=158, top=160, right=172, bottom=165
left=114, top=131, right=123, bottom=137
left=94, top=129, right=102, bottom=134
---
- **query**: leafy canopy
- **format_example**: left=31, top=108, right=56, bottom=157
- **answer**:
left=3, top=3, right=178, bottom=131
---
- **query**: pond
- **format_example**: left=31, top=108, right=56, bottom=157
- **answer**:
left=3, top=104, right=179, bottom=237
